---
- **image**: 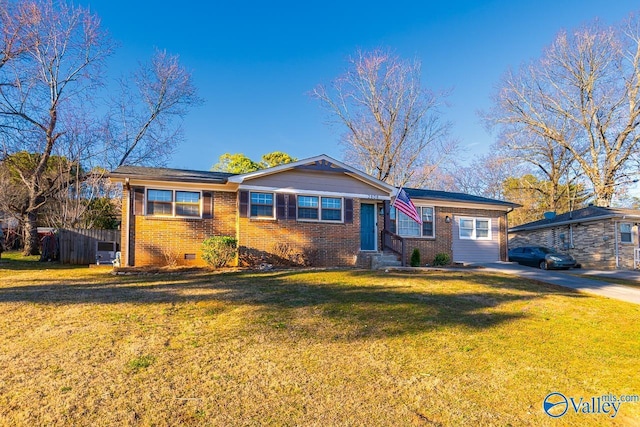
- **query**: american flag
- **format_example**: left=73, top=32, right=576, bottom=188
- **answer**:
left=392, top=188, right=423, bottom=224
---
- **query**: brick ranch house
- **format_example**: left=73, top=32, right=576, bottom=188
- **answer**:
left=509, top=206, right=640, bottom=270
left=109, top=155, right=518, bottom=268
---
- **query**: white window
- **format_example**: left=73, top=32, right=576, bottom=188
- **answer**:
left=321, top=197, right=342, bottom=221
left=459, top=218, right=474, bottom=238
left=297, top=195, right=343, bottom=222
left=421, top=207, right=434, bottom=238
left=458, top=217, right=491, bottom=240
left=395, top=207, right=435, bottom=238
left=297, top=196, right=319, bottom=220
left=620, top=223, right=633, bottom=244
left=476, top=219, right=490, bottom=239
left=250, top=192, right=274, bottom=218
left=147, top=189, right=173, bottom=216
left=175, top=191, right=201, bottom=217
left=147, top=189, right=201, bottom=218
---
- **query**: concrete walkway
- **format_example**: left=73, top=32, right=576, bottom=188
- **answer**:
left=475, top=262, right=640, bottom=305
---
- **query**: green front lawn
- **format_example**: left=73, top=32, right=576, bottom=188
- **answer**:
left=0, top=253, right=638, bottom=425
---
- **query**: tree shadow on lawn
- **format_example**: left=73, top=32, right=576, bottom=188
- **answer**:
left=0, top=259, right=88, bottom=272
left=0, top=269, right=586, bottom=339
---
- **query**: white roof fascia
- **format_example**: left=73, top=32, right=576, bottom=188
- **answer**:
left=237, top=184, right=391, bottom=200
left=119, top=178, right=237, bottom=192
left=411, top=199, right=514, bottom=212
left=509, top=214, right=640, bottom=232
left=227, top=154, right=395, bottom=193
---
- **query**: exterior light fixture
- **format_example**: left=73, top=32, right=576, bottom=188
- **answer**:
left=445, top=215, right=451, bottom=223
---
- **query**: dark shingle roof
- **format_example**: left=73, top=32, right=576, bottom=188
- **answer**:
left=510, top=206, right=640, bottom=231
left=404, top=188, right=519, bottom=208
left=109, top=165, right=235, bottom=184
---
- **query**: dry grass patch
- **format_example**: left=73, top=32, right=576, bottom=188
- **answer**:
left=0, top=252, right=638, bottom=425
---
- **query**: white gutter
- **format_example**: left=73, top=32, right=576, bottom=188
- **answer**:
left=124, top=178, right=131, bottom=267
left=569, top=223, right=574, bottom=249
left=505, top=206, right=514, bottom=259
left=509, top=213, right=640, bottom=233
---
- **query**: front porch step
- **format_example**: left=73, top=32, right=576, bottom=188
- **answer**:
left=371, top=252, right=402, bottom=269
left=357, top=251, right=403, bottom=269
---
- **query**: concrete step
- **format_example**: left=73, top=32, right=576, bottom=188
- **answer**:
left=378, top=260, right=402, bottom=267
left=371, top=252, right=402, bottom=269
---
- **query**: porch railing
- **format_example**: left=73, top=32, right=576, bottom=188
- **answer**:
left=382, top=229, right=406, bottom=267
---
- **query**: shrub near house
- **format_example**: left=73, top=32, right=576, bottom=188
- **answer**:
left=201, top=236, right=237, bottom=268
left=410, top=248, right=421, bottom=267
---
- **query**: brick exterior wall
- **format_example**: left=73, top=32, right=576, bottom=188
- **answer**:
left=119, top=185, right=510, bottom=269
left=121, top=189, right=363, bottom=268
left=238, top=197, right=361, bottom=267
left=509, top=220, right=638, bottom=270
left=121, top=190, right=236, bottom=267
left=400, top=207, right=508, bottom=265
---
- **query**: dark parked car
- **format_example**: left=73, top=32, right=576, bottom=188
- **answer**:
left=508, top=246, right=577, bottom=270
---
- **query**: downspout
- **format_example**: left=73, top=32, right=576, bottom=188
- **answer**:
left=569, top=224, right=574, bottom=249
left=505, top=207, right=514, bottom=261
left=124, top=178, right=131, bottom=267
left=614, top=220, right=619, bottom=269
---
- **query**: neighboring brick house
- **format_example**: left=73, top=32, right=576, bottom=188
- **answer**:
left=109, top=155, right=518, bottom=268
left=508, top=206, right=640, bottom=270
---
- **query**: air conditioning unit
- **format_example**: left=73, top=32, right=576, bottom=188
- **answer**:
left=96, top=241, right=117, bottom=265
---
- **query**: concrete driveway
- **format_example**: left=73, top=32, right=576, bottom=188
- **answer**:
left=475, top=262, right=640, bottom=305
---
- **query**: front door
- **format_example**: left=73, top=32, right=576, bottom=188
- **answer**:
left=360, top=203, right=376, bottom=250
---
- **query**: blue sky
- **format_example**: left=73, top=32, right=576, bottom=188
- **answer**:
left=87, top=0, right=639, bottom=171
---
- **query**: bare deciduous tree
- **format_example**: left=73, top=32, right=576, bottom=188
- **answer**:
left=43, top=168, right=120, bottom=229
left=312, top=48, right=455, bottom=187
left=502, top=174, right=588, bottom=226
left=0, top=0, right=112, bottom=255
left=0, top=0, right=34, bottom=70
left=0, top=2, right=202, bottom=255
left=487, top=15, right=640, bottom=207
left=104, top=49, right=202, bottom=168
left=430, top=149, right=522, bottom=201
left=492, top=127, right=579, bottom=213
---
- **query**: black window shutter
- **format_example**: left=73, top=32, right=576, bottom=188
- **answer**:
left=276, top=193, right=286, bottom=219
left=202, top=191, right=213, bottom=218
left=133, top=187, right=144, bottom=216
left=344, top=198, right=353, bottom=223
left=239, top=191, right=249, bottom=217
left=287, top=194, right=297, bottom=219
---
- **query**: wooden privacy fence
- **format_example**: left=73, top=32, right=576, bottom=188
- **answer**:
left=58, top=229, right=121, bottom=265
